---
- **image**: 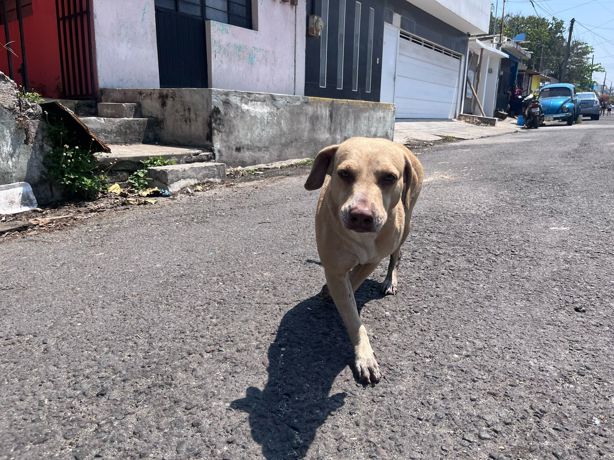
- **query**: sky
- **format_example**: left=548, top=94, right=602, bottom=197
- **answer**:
left=495, top=0, right=614, bottom=88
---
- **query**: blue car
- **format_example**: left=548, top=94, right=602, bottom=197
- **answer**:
left=539, top=83, right=579, bottom=126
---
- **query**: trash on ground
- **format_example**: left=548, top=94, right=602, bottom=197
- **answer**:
left=0, top=182, right=39, bottom=215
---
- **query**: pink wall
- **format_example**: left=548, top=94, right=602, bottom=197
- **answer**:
left=0, top=0, right=62, bottom=97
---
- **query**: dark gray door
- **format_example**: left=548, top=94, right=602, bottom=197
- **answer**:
left=155, top=0, right=208, bottom=88
left=154, top=0, right=252, bottom=88
left=305, top=0, right=384, bottom=101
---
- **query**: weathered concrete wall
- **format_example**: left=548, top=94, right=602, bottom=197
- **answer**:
left=100, top=88, right=395, bottom=166
left=409, top=0, right=490, bottom=34
left=210, top=90, right=395, bottom=166
left=92, top=0, right=160, bottom=89
left=101, top=89, right=212, bottom=147
left=207, top=0, right=306, bottom=95
left=0, top=73, right=56, bottom=203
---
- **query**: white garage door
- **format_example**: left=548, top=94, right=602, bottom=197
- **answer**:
left=394, top=34, right=462, bottom=119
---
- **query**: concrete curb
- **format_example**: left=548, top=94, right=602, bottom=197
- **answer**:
left=226, top=158, right=313, bottom=177
left=148, top=162, right=226, bottom=193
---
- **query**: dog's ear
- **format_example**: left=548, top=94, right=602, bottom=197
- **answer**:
left=304, top=144, right=339, bottom=190
left=402, top=157, right=412, bottom=207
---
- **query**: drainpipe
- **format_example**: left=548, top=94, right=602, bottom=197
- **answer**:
left=458, top=35, right=471, bottom=117
left=294, top=0, right=298, bottom=95
left=481, top=54, right=491, bottom=115
left=15, top=0, right=29, bottom=91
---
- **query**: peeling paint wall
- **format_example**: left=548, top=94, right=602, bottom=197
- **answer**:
left=207, top=0, right=306, bottom=95
left=99, top=88, right=394, bottom=166
left=0, top=72, right=57, bottom=204
left=92, top=0, right=160, bottom=89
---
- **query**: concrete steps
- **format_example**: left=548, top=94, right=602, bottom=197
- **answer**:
left=148, top=163, right=226, bottom=193
left=80, top=102, right=148, bottom=144
left=80, top=116, right=149, bottom=144
left=97, top=102, right=140, bottom=118
left=86, top=101, right=224, bottom=192
left=44, top=99, right=97, bottom=116
left=95, top=143, right=216, bottom=183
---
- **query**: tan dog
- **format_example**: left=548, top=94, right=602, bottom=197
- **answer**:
left=305, top=137, right=424, bottom=384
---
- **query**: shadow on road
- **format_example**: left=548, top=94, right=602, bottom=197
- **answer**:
left=231, top=280, right=384, bottom=459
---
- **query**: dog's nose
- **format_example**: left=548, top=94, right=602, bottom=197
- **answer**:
left=347, top=205, right=375, bottom=232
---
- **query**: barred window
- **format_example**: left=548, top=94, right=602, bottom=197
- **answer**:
left=0, top=0, right=33, bottom=22
left=155, top=0, right=252, bottom=29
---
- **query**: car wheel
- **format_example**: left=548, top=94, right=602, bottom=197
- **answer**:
left=592, top=115, right=600, bottom=120
left=566, top=116, right=574, bottom=126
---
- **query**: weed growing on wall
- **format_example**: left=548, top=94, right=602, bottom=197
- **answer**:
left=19, top=90, right=44, bottom=104
left=44, top=115, right=107, bottom=200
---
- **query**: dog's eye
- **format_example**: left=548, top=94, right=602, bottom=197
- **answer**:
left=337, top=169, right=354, bottom=182
left=380, top=173, right=398, bottom=185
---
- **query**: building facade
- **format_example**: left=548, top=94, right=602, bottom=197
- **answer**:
left=463, top=38, right=507, bottom=118
left=305, top=0, right=491, bottom=118
left=1, top=0, right=492, bottom=121
left=0, top=0, right=306, bottom=99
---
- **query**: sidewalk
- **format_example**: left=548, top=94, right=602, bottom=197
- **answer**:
left=394, top=118, right=520, bottom=146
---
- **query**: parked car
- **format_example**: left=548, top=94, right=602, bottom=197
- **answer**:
left=539, top=83, right=579, bottom=126
left=577, top=91, right=601, bottom=120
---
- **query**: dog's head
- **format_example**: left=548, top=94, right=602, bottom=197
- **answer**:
left=305, top=137, right=412, bottom=234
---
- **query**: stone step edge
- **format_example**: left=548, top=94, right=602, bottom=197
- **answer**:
left=94, top=149, right=214, bottom=167
left=147, top=162, right=226, bottom=194
left=97, top=102, right=141, bottom=119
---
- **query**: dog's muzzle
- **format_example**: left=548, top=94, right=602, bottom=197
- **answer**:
left=342, top=203, right=380, bottom=233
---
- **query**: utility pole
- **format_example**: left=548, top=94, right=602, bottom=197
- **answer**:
left=560, top=18, right=575, bottom=82
left=539, top=42, right=545, bottom=73
left=590, top=54, right=594, bottom=88
left=498, top=0, right=506, bottom=49
left=603, top=72, right=607, bottom=95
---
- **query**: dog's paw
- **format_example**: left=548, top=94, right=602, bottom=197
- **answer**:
left=381, top=280, right=397, bottom=296
left=355, top=353, right=381, bottom=385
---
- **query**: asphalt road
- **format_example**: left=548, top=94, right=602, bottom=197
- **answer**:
left=1, top=117, right=613, bottom=459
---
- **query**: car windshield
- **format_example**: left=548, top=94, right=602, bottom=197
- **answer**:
left=577, top=93, right=596, bottom=100
left=540, top=87, right=572, bottom=98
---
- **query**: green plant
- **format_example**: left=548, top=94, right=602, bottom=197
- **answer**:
left=44, top=118, right=107, bottom=200
left=20, top=90, right=44, bottom=104
left=127, top=156, right=176, bottom=191
left=127, top=168, right=150, bottom=191
left=143, top=156, right=175, bottom=168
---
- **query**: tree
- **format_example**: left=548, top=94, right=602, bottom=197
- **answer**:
left=490, top=13, right=602, bottom=88
left=567, top=41, right=604, bottom=90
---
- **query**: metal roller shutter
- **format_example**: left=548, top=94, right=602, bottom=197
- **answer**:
left=394, top=33, right=462, bottom=119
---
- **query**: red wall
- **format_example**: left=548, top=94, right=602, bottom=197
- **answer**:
left=0, top=0, right=62, bottom=98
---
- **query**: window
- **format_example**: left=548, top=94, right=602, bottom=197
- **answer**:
left=179, top=0, right=201, bottom=16
left=0, top=0, right=33, bottom=22
left=540, top=87, right=572, bottom=98
left=206, top=0, right=252, bottom=28
left=319, top=0, right=329, bottom=88
left=351, top=1, right=361, bottom=92
left=365, top=6, right=374, bottom=93
left=336, top=0, right=346, bottom=90
left=577, top=92, right=597, bottom=100
left=155, top=0, right=252, bottom=29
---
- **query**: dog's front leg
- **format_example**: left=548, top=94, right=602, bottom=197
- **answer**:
left=325, top=270, right=381, bottom=384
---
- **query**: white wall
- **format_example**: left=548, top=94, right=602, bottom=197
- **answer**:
left=92, top=0, right=160, bottom=89
left=380, top=24, right=400, bottom=104
left=207, top=0, right=306, bottom=95
left=483, top=56, right=502, bottom=116
left=410, top=0, right=490, bottom=34
left=468, top=41, right=505, bottom=117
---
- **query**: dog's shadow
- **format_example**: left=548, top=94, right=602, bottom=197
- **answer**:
left=231, top=279, right=384, bottom=459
